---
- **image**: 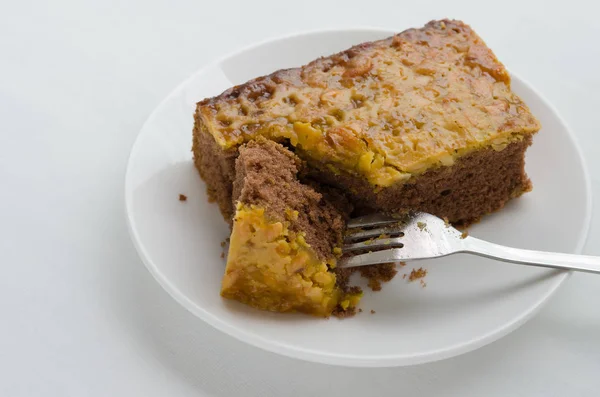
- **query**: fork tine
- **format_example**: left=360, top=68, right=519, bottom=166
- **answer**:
left=338, top=249, right=407, bottom=268
left=344, top=227, right=404, bottom=242
left=340, top=211, right=464, bottom=268
left=346, top=213, right=399, bottom=229
left=343, top=237, right=404, bottom=252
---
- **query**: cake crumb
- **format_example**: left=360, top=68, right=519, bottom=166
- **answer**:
left=402, top=273, right=407, bottom=279
left=370, top=309, right=376, bottom=314
left=359, top=263, right=398, bottom=291
left=420, top=279, right=427, bottom=288
left=332, top=305, right=357, bottom=318
left=358, top=308, right=363, bottom=313
left=417, top=221, right=427, bottom=231
left=461, top=230, right=469, bottom=239
left=220, top=252, right=225, bottom=259
left=408, top=267, right=427, bottom=281
left=398, top=261, right=406, bottom=267
left=367, top=279, right=381, bottom=291
left=220, top=240, right=226, bottom=248
left=334, top=263, right=398, bottom=293
left=179, top=194, right=187, bottom=201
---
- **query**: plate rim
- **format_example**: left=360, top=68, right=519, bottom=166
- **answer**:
left=125, top=27, right=593, bottom=367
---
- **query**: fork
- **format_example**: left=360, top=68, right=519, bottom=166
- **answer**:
left=339, top=211, right=600, bottom=273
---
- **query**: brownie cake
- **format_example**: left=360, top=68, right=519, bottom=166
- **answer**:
left=221, top=138, right=361, bottom=316
left=193, top=19, right=541, bottom=316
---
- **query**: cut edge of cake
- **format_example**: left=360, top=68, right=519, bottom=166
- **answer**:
left=221, top=138, right=361, bottom=317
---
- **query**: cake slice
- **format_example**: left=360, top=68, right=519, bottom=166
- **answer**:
left=193, top=19, right=540, bottom=225
left=221, top=138, right=361, bottom=316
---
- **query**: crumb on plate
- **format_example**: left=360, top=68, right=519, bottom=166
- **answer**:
left=408, top=267, right=428, bottom=282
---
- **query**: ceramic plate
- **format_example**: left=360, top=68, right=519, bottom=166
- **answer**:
left=125, top=29, right=591, bottom=367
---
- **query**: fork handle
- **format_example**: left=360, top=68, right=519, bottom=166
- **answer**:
left=464, top=237, right=600, bottom=274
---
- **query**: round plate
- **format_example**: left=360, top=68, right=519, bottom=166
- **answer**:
left=125, top=29, right=592, bottom=367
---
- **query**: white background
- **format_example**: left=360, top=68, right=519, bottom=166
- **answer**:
left=1, top=0, right=599, bottom=395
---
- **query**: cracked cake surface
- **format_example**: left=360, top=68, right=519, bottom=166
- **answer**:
left=196, top=19, right=539, bottom=189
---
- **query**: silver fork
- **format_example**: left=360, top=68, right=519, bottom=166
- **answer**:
left=340, top=211, right=600, bottom=273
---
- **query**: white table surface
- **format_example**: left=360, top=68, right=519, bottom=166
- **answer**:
left=1, top=0, right=599, bottom=395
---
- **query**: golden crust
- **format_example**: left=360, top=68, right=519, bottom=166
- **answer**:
left=196, top=19, right=540, bottom=187
left=222, top=204, right=342, bottom=316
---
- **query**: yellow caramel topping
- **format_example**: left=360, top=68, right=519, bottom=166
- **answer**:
left=197, top=20, right=540, bottom=187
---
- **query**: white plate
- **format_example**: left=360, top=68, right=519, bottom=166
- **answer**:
left=125, top=29, right=592, bottom=367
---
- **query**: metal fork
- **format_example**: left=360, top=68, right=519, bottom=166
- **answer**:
left=339, top=211, right=600, bottom=273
